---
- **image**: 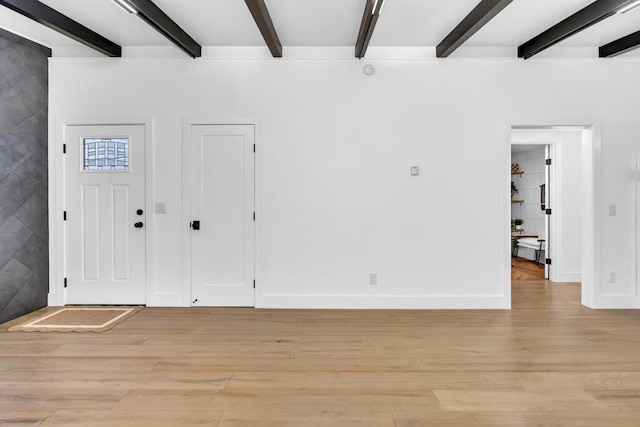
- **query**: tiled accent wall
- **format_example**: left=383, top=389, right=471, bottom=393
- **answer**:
left=0, top=29, right=50, bottom=324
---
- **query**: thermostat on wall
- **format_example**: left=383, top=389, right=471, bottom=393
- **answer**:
left=363, top=64, right=375, bottom=76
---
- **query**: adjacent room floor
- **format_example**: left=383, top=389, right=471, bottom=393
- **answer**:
left=2, top=281, right=640, bottom=426
left=511, top=257, right=546, bottom=281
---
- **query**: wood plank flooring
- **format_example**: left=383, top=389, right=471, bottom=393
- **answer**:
left=2, top=281, right=640, bottom=425
left=511, top=257, right=545, bottom=281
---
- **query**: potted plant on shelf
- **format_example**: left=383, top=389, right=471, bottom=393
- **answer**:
left=511, top=181, right=519, bottom=198
left=514, top=218, right=524, bottom=230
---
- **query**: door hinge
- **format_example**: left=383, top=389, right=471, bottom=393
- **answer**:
left=253, top=280, right=256, bottom=289
left=253, top=212, right=255, bottom=221
left=63, top=144, right=66, bottom=154
left=545, top=258, right=552, bottom=265
left=545, top=209, right=552, bottom=215
left=546, top=158, right=552, bottom=165
left=64, top=278, right=67, bottom=288
left=253, top=144, right=256, bottom=153
left=63, top=211, right=67, bottom=221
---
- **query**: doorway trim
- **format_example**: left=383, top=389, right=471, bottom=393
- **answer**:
left=503, top=119, right=602, bottom=309
left=181, top=117, right=263, bottom=307
left=50, top=117, right=154, bottom=306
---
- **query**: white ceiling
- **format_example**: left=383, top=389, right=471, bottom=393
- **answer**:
left=1, top=0, right=640, bottom=57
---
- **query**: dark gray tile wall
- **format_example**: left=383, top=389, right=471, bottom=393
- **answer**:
left=0, top=29, right=50, bottom=324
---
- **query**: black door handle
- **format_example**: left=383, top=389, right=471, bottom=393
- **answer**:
left=190, top=220, right=200, bottom=230
left=134, top=222, right=144, bottom=228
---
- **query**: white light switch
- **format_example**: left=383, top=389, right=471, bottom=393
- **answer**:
left=608, top=205, right=616, bottom=216
left=155, top=202, right=167, bottom=214
left=410, top=166, right=419, bottom=176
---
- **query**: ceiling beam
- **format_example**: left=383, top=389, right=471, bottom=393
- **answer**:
left=244, top=0, right=282, bottom=57
left=0, top=0, right=121, bottom=57
left=518, top=0, right=640, bottom=59
left=436, top=0, right=512, bottom=58
left=355, top=0, right=385, bottom=59
left=599, top=30, right=640, bottom=57
left=126, top=0, right=201, bottom=58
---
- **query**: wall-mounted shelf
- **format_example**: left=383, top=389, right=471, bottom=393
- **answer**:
left=511, top=200, right=524, bottom=204
left=511, top=171, right=524, bottom=176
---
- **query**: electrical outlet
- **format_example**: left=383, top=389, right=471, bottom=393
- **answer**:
left=369, top=273, right=377, bottom=286
left=608, top=272, right=616, bottom=283
left=608, top=205, right=616, bottom=216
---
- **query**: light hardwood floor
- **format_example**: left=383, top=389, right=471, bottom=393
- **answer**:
left=2, top=282, right=640, bottom=426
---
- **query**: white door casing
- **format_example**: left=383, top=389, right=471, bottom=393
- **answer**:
left=190, top=124, right=255, bottom=307
left=65, top=125, right=146, bottom=304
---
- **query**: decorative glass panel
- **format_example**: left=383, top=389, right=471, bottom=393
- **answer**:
left=83, top=138, right=129, bottom=171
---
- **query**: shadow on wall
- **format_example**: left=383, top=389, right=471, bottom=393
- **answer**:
left=0, top=29, right=51, bottom=324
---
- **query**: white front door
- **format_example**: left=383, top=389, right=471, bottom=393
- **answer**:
left=190, top=125, right=255, bottom=306
left=65, top=125, right=146, bottom=304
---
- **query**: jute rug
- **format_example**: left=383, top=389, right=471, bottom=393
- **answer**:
left=8, top=306, right=143, bottom=333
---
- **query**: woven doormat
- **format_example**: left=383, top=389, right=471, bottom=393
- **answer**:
left=8, top=306, right=143, bottom=333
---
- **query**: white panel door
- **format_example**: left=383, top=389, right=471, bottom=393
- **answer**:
left=191, top=125, right=254, bottom=306
left=65, top=125, right=146, bottom=304
left=544, top=144, right=551, bottom=280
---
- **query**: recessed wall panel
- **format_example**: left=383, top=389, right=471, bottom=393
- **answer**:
left=201, top=135, right=245, bottom=286
left=112, top=185, right=130, bottom=280
left=82, top=185, right=100, bottom=280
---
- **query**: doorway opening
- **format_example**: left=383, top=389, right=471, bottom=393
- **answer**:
left=506, top=124, right=598, bottom=308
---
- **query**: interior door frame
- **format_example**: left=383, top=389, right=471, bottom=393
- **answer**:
left=503, top=119, right=602, bottom=309
left=50, top=117, right=154, bottom=306
left=181, top=118, right=263, bottom=308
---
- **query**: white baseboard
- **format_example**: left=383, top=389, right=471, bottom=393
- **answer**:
left=148, top=292, right=190, bottom=307
left=553, top=271, right=582, bottom=283
left=256, top=294, right=508, bottom=310
left=47, top=292, right=63, bottom=306
left=589, top=295, right=639, bottom=309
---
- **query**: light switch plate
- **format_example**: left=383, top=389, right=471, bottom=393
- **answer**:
left=155, top=202, right=167, bottom=214
left=410, top=166, right=419, bottom=176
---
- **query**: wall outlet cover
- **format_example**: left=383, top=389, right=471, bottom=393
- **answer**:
left=369, top=273, right=377, bottom=285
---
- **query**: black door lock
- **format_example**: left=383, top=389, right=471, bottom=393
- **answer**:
left=190, top=220, right=200, bottom=230
left=134, top=222, right=144, bottom=228
left=136, top=209, right=143, bottom=215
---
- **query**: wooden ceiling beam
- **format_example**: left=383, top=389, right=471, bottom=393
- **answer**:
left=355, top=0, right=385, bottom=59
left=436, top=0, right=513, bottom=58
left=245, top=0, right=282, bottom=58
left=599, top=29, right=640, bottom=57
left=518, top=0, right=639, bottom=59
left=126, top=0, right=201, bottom=58
left=0, top=0, right=121, bottom=57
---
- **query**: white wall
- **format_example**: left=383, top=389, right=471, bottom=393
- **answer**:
left=554, top=131, right=583, bottom=282
left=48, top=57, right=640, bottom=309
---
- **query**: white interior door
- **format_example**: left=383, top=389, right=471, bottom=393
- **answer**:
left=65, top=125, right=146, bottom=304
left=544, top=145, right=551, bottom=280
left=190, top=124, right=255, bottom=306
